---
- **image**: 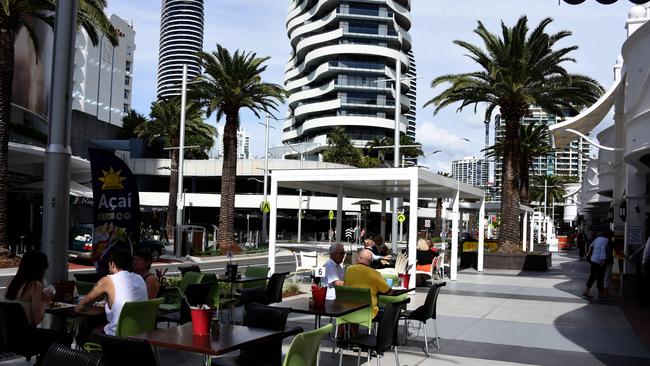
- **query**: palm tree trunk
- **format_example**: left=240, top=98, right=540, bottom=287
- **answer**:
left=218, top=113, right=238, bottom=252
left=166, top=142, right=179, bottom=244
left=499, top=116, right=522, bottom=252
left=519, top=158, right=531, bottom=206
left=0, top=24, right=14, bottom=250
left=435, top=198, right=443, bottom=238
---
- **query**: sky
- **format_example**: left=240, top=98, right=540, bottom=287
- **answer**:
left=106, top=0, right=637, bottom=173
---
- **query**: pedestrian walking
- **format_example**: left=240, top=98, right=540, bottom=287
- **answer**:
left=583, top=229, right=613, bottom=299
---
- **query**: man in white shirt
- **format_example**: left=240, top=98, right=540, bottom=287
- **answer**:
left=75, top=250, right=148, bottom=335
left=324, top=244, right=345, bottom=300
left=583, top=230, right=613, bottom=299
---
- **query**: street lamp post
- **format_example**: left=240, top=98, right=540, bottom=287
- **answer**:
left=174, top=65, right=189, bottom=257
left=261, top=114, right=271, bottom=244
left=284, top=142, right=305, bottom=242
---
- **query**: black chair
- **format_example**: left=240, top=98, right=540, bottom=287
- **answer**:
left=265, top=272, right=289, bottom=304
left=42, top=343, right=103, bottom=366
left=157, top=282, right=214, bottom=325
left=0, top=302, right=72, bottom=362
left=184, top=282, right=214, bottom=306
left=239, top=272, right=289, bottom=306
left=178, top=265, right=201, bottom=276
left=401, top=282, right=445, bottom=355
left=94, top=333, right=158, bottom=366
left=337, top=299, right=410, bottom=366
left=211, top=303, right=302, bottom=366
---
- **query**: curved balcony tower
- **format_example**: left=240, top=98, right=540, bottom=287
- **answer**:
left=156, top=0, right=204, bottom=99
left=283, top=0, right=414, bottom=156
left=405, top=49, right=417, bottom=139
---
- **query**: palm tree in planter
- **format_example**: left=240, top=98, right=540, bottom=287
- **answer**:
left=134, top=98, right=216, bottom=243
left=425, top=16, right=603, bottom=252
left=0, top=0, right=117, bottom=251
left=190, top=45, right=286, bottom=252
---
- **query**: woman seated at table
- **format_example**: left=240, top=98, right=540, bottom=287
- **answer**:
left=5, top=251, right=72, bottom=359
left=132, top=248, right=160, bottom=299
left=416, top=239, right=439, bottom=278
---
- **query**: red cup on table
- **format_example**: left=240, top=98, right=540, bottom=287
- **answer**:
left=190, top=308, right=212, bottom=335
left=311, top=286, right=326, bottom=308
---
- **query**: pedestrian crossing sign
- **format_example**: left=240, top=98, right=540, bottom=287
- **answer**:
left=261, top=200, right=271, bottom=213
left=329, top=210, right=334, bottom=220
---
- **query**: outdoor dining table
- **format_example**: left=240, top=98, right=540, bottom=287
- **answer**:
left=131, top=322, right=282, bottom=366
left=268, top=298, right=369, bottom=329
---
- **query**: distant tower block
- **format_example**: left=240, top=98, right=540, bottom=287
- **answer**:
left=156, top=0, right=204, bottom=99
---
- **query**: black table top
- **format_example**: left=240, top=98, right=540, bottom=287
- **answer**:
left=269, top=298, right=368, bottom=317
left=131, top=323, right=281, bottom=356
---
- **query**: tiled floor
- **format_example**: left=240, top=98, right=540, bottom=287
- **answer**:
left=2, top=251, right=649, bottom=365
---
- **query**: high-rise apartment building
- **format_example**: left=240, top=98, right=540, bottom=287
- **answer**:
left=72, top=15, right=135, bottom=126
left=492, top=106, right=590, bottom=201
left=156, top=0, right=204, bottom=99
left=452, top=157, right=486, bottom=188
left=210, top=126, right=251, bottom=160
left=283, top=0, right=413, bottom=157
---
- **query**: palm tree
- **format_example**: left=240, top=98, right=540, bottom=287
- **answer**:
left=0, top=0, right=118, bottom=249
left=530, top=174, right=565, bottom=213
left=484, top=121, right=553, bottom=206
left=119, top=110, right=147, bottom=139
left=134, top=98, right=216, bottom=242
left=323, top=127, right=363, bottom=166
left=364, top=135, right=423, bottom=166
left=190, top=45, right=285, bottom=251
left=425, top=16, right=603, bottom=252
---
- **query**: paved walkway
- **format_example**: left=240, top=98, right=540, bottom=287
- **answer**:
left=2, top=251, right=649, bottom=365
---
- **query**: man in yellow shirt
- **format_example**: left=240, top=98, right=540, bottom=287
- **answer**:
left=345, top=249, right=390, bottom=318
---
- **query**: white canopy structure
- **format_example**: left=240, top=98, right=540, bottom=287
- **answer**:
left=267, top=167, right=485, bottom=287
left=549, top=78, right=621, bottom=148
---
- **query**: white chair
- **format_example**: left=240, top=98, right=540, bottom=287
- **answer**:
left=293, top=251, right=317, bottom=282
left=394, top=253, right=408, bottom=274
left=415, top=259, right=435, bottom=284
left=438, top=251, right=449, bottom=278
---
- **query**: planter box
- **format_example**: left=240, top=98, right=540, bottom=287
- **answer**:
left=483, top=252, right=551, bottom=271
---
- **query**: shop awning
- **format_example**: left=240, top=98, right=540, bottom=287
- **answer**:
left=549, top=78, right=621, bottom=148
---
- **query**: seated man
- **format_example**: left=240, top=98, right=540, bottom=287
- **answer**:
left=75, top=250, right=148, bottom=336
left=345, top=249, right=390, bottom=319
left=324, top=243, right=346, bottom=300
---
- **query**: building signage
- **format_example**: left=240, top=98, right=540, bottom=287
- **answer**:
left=628, top=225, right=644, bottom=246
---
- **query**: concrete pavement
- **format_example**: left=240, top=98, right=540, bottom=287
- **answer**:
left=2, top=251, right=649, bottom=365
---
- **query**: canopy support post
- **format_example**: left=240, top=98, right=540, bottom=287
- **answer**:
left=478, top=196, right=485, bottom=272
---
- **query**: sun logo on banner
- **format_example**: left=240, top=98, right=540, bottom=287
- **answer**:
left=98, top=167, right=127, bottom=190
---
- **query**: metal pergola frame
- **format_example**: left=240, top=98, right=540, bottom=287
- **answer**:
left=267, top=167, right=486, bottom=285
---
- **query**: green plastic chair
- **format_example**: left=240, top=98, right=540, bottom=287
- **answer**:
left=76, top=281, right=95, bottom=296
left=378, top=293, right=408, bottom=308
left=242, top=266, right=269, bottom=289
left=116, top=297, right=164, bottom=337
left=84, top=297, right=164, bottom=352
left=334, top=286, right=373, bottom=338
left=179, top=271, right=205, bottom=292
left=282, top=323, right=332, bottom=366
left=159, top=272, right=206, bottom=313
